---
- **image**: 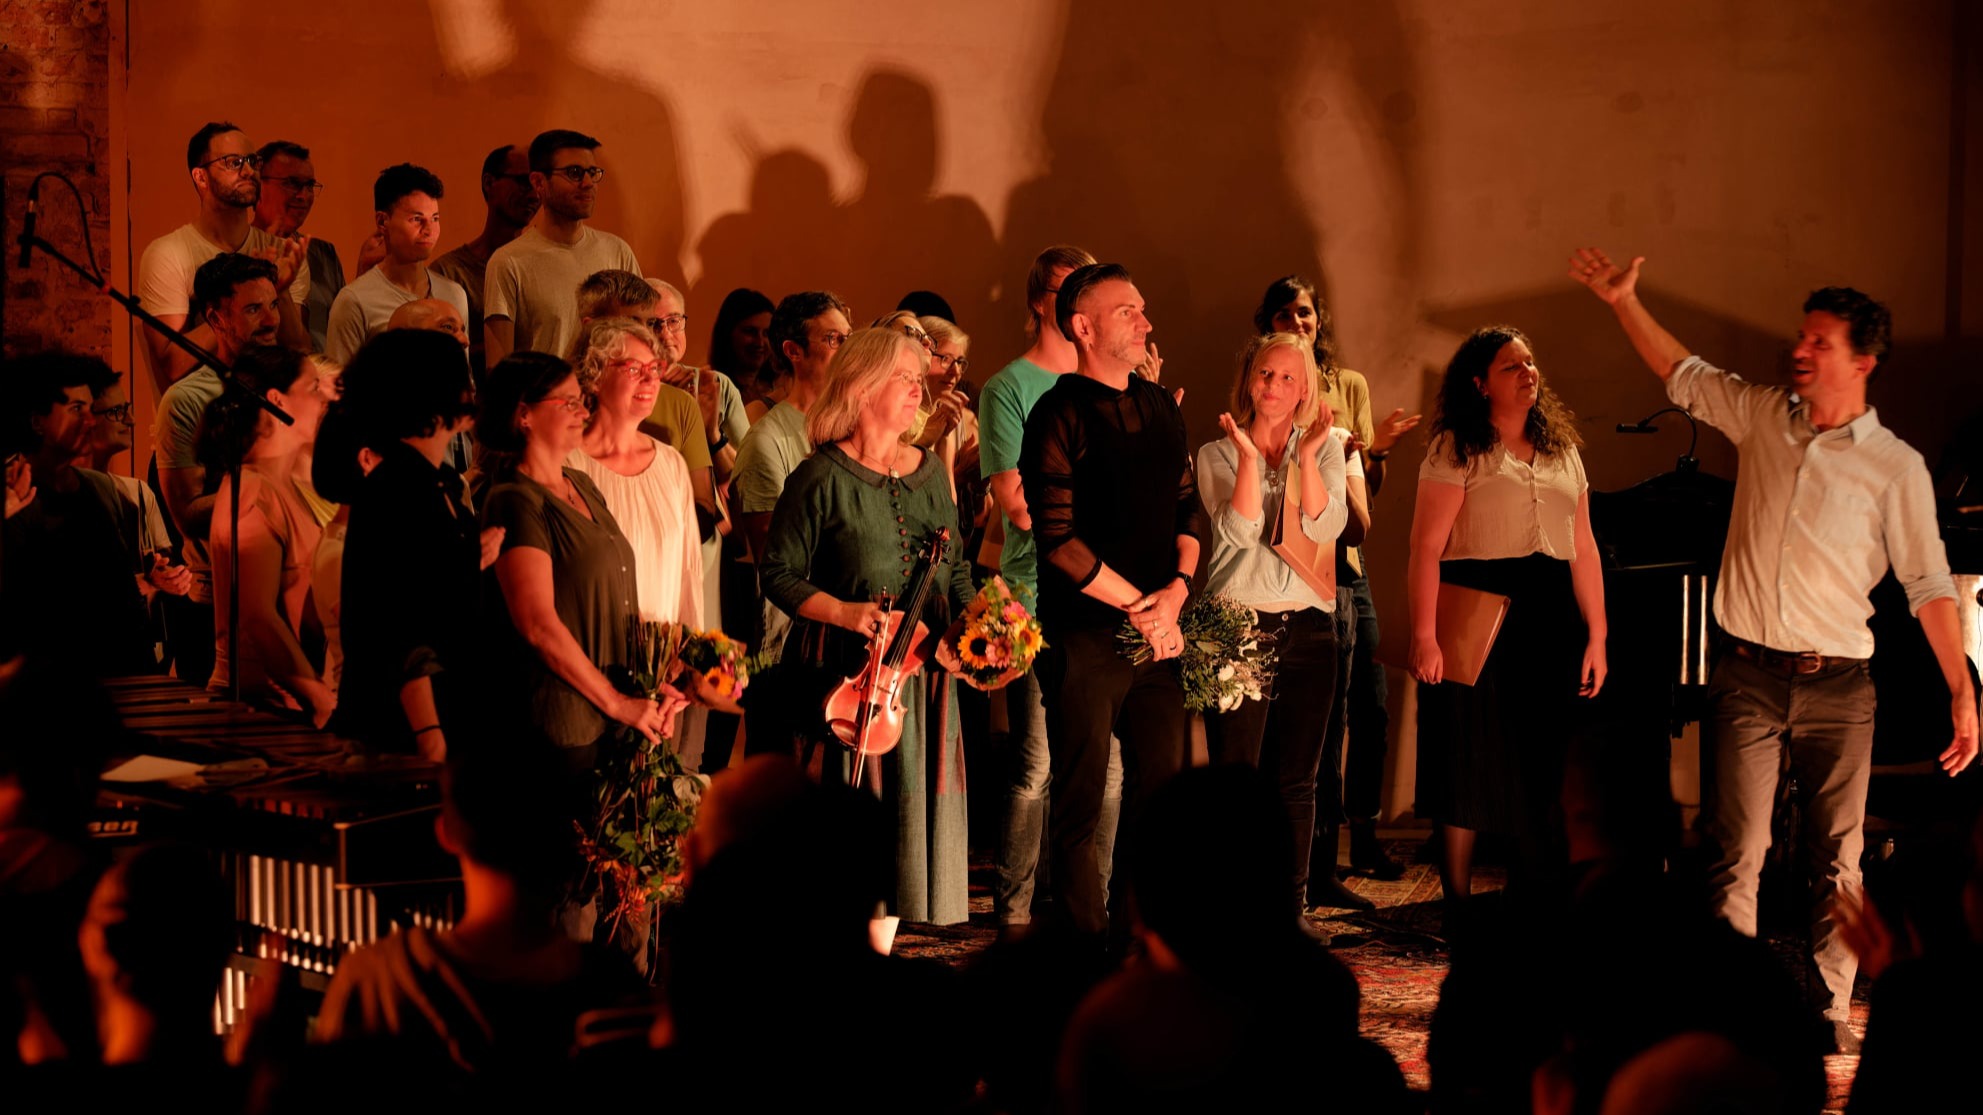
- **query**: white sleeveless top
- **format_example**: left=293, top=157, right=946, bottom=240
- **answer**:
left=567, top=436, right=704, bottom=627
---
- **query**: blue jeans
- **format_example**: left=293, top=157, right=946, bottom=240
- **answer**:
left=994, top=668, right=1122, bottom=924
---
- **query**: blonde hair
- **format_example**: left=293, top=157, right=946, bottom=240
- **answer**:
left=1228, top=332, right=1321, bottom=430
left=806, top=328, right=929, bottom=447
left=870, top=309, right=919, bottom=331
left=569, top=316, right=659, bottom=399
left=919, top=315, right=968, bottom=351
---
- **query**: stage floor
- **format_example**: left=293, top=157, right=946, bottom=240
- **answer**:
left=893, top=839, right=1867, bottom=1113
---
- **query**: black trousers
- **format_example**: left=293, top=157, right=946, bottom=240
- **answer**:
left=1205, top=606, right=1339, bottom=913
left=1343, top=576, right=1389, bottom=819
left=1036, top=625, right=1188, bottom=939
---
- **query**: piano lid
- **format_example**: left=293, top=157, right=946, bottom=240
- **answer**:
left=1590, top=465, right=1734, bottom=574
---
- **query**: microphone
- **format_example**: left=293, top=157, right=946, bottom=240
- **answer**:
left=17, top=179, right=38, bottom=270
left=1615, top=422, right=1657, bottom=434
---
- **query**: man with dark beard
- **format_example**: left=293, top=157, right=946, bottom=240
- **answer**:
left=135, top=122, right=308, bottom=392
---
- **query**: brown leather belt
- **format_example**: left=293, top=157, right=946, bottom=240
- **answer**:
left=1724, top=636, right=1864, bottom=676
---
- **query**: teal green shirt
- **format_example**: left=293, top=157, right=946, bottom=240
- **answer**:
left=977, top=357, right=1058, bottom=597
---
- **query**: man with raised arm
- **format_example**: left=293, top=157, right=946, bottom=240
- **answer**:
left=1571, top=247, right=1977, bottom=1054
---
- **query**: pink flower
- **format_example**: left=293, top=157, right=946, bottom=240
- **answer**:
left=1002, top=603, right=1029, bottom=623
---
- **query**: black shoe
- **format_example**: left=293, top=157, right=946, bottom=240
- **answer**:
left=1307, top=873, right=1375, bottom=911
left=1348, top=820, right=1408, bottom=881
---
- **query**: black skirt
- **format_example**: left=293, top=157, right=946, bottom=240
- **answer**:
left=1415, top=554, right=1584, bottom=836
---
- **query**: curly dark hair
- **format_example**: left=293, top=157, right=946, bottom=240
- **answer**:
left=1431, top=326, right=1582, bottom=467
left=1803, top=287, right=1892, bottom=364
left=1251, top=275, right=1339, bottom=377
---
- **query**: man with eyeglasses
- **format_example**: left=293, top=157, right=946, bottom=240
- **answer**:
left=484, top=128, right=639, bottom=367
left=648, top=279, right=748, bottom=488
left=432, top=144, right=540, bottom=381
left=136, top=122, right=310, bottom=394
left=732, top=290, right=851, bottom=758
left=325, top=164, right=470, bottom=366
left=253, top=140, right=344, bottom=352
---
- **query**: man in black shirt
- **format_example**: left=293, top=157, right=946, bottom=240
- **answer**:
left=1019, top=262, right=1207, bottom=941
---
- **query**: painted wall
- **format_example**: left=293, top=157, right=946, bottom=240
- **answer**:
left=110, top=0, right=1980, bottom=817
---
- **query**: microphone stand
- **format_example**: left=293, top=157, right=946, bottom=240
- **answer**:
left=1616, top=406, right=1700, bottom=473
left=17, top=173, right=293, bottom=705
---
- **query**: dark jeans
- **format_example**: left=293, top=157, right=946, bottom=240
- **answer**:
left=1343, top=576, right=1389, bottom=820
left=1703, top=649, right=1875, bottom=1021
left=1205, top=606, right=1339, bottom=912
left=992, top=668, right=1122, bottom=925
left=1037, top=625, right=1187, bottom=939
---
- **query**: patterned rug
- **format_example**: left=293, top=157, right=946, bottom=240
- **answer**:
left=894, top=842, right=1865, bottom=1113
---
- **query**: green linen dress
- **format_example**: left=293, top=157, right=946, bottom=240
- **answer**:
left=760, top=444, right=975, bottom=925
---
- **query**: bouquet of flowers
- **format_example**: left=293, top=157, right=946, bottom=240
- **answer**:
left=1119, top=592, right=1278, bottom=712
left=581, top=621, right=749, bottom=970
left=951, top=576, right=1045, bottom=688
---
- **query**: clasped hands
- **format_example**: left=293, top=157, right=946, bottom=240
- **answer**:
left=1127, top=580, right=1188, bottom=661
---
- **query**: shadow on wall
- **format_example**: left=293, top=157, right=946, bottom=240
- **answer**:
left=691, top=69, right=1000, bottom=335
left=424, top=0, right=689, bottom=291
left=131, top=0, right=688, bottom=290
left=1000, top=0, right=1421, bottom=441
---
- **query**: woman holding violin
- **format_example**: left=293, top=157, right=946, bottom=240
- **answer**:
left=759, top=327, right=977, bottom=926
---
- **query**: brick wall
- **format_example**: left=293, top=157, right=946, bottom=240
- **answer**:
left=2, top=0, right=111, bottom=359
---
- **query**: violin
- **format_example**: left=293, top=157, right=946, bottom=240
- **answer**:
left=824, top=527, right=951, bottom=786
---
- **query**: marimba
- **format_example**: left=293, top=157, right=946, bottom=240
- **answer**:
left=97, top=676, right=459, bottom=1028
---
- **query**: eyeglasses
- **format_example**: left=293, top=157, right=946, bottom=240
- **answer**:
left=932, top=352, right=969, bottom=376
left=272, top=176, right=324, bottom=194
left=646, top=313, right=688, bottom=334
left=539, top=393, right=588, bottom=414
left=199, top=153, right=262, bottom=174
left=814, top=330, right=850, bottom=351
left=91, top=402, right=134, bottom=423
left=608, top=359, right=664, bottom=383
left=548, top=165, right=606, bottom=184
left=494, top=173, right=533, bottom=187
left=896, top=323, right=933, bottom=350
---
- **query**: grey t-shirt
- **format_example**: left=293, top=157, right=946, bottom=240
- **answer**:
left=324, top=266, right=471, bottom=364
left=153, top=367, right=226, bottom=600
left=732, top=401, right=810, bottom=515
left=483, top=226, right=639, bottom=359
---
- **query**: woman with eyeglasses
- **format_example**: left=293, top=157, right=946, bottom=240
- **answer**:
left=758, top=328, right=979, bottom=925
left=476, top=351, right=684, bottom=760
left=566, top=318, right=704, bottom=633
left=201, top=346, right=336, bottom=724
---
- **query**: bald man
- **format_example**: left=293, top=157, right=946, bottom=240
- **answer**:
left=386, top=297, right=470, bottom=349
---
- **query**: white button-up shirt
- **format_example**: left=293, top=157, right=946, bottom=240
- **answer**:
left=1668, top=356, right=1955, bottom=658
left=1419, top=432, right=1588, bottom=562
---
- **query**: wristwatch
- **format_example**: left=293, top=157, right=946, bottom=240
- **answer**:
left=709, top=434, right=730, bottom=452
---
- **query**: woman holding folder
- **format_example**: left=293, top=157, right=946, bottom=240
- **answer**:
left=1199, top=332, right=1369, bottom=926
left=1408, top=325, right=1606, bottom=917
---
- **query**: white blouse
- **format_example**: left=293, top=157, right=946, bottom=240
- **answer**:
left=568, top=436, right=704, bottom=626
left=1419, top=432, right=1587, bottom=562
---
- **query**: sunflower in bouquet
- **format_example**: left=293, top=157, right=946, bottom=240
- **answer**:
left=1119, top=592, right=1278, bottom=712
left=949, top=576, right=1045, bottom=689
